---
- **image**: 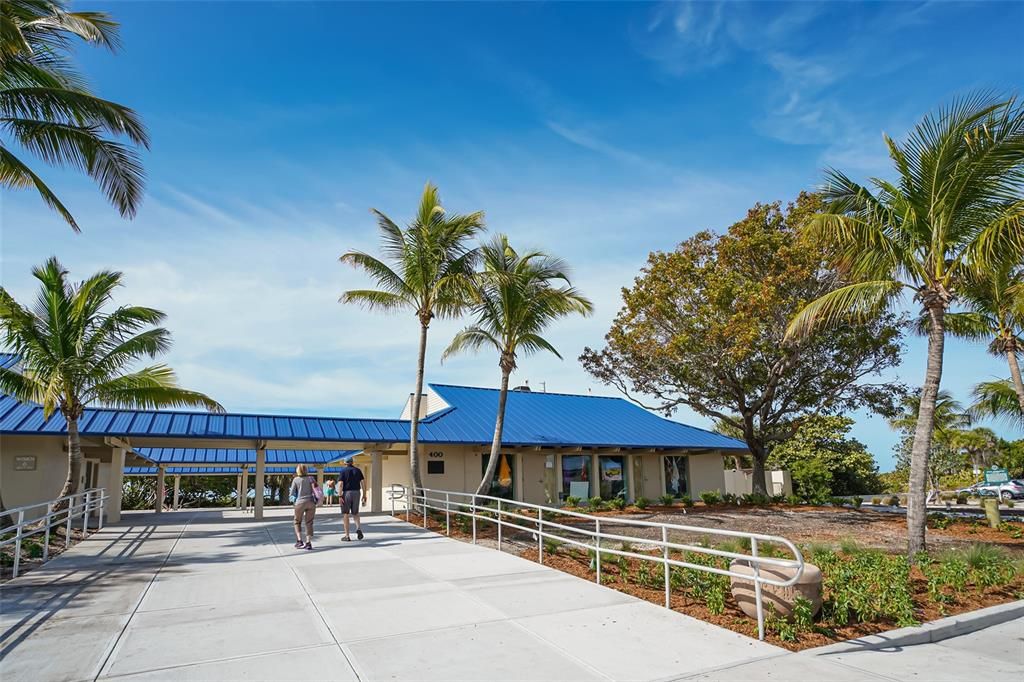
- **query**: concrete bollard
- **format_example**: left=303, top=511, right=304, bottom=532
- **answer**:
left=983, top=498, right=1001, bottom=528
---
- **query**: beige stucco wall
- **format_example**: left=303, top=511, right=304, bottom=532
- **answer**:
left=688, top=453, right=727, bottom=496
left=0, top=435, right=70, bottom=520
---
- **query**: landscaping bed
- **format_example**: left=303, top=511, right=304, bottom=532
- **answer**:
left=398, top=507, right=1024, bottom=650
left=0, top=524, right=89, bottom=582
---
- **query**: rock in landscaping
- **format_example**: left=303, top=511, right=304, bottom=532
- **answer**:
left=729, top=559, right=822, bottom=620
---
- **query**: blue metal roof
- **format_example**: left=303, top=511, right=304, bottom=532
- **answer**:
left=0, top=353, right=18, bottom=370
left=133, top=448, right=358, bottom=464
left=420, top=384, right=747, bottom=450
left=124, top=466, right=351, bottom=475
left=0, top=368, right=745, bottom=450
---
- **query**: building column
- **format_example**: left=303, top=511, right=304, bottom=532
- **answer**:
left=235, top=473, right=243, bottom=509
left=172, top=475, right=181, bottom=510
left=155, top=466, right=165, bottom=514
left=107, top=447, right=126, bottom=523
left=254, top=448, right=266, bottom=520
left=370, top=451, right=383, bottom=513
left=590, top=453, right=600, bottom=499
left=555, top=453, right=563, bottom=500
left=316, top=465, right=325, bottom=487
left=626, top=453, right=636, bottom=502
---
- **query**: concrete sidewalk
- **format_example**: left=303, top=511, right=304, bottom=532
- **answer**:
left=1, top=508, right=1020, bottom=681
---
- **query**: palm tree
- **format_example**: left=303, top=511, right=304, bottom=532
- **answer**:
left=970, top=378, right=1024, bottom=428
left=889, top=390, right=970, bottom=441
left=787, top=93, right=1024, bottom=558
left=442, top=235, right=593, bottom=496
left=1, top=0, right=149, bottom=231
left=937, top=263, right=1024, bottom=414
left=0, top=258, right=222, bottom=503
left=340, top=183, right=484, bottom=496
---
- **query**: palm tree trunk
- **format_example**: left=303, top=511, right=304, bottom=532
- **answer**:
left=408, top=322, right=428, bottom=500
left=907, top=305, right=946, bottom=560
left=1005, top=349, right=1024, bottom=414
left=476, top=368, right=511, bottom=497
left=59, top=417, right=83, bottom=499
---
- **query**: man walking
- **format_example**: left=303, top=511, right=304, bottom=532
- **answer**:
left=338, top=459, right=367, bottom=541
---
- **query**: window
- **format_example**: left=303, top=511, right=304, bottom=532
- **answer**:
left=663, top=456, right=688, bottom=497
left=481, top=453, right=515, bottom=499
left=561, top=454, right=590, bottom=499
left=599, top=455, right=625, bottom=500
left=427, top=460, right=445, bottom=475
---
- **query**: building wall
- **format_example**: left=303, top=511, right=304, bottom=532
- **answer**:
left=0, top=435, right=70, bottom=521
left=688, top=453, right=727, bottom=496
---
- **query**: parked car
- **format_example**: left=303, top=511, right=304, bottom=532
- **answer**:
left=955, top=480, right=1024, bottom=500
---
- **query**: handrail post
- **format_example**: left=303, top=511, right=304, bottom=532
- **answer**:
left=13, top=510, right=24, bottom=578
left=98, top=491, right=105, bottom=531
left=65, top=498, right=73, bottom=548
left=497, top=499, right=502, bottom=551
left=445, top=492, right=450, bottom=536
left=471, top=495, right=477, bottom=544
left=595, top=518, right=601, bottom=584
left=752, top=537, right=765, bottom=641
left=537, top=507, right=544, bottom=564
left=83, top=490, right=92, bottom=534
left=422, top=491, right=427, bottom=528
left=405, top=487, right=410, bottom=523
left=662, top=525, right=670, bottom=608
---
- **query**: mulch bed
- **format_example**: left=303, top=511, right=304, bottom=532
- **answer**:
left=0, top=525, right=90, bottom=582
left=398, top=509, right=1024, bottom=651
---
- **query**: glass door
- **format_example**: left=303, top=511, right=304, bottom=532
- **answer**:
left=481, top=453, right=515, bottom=499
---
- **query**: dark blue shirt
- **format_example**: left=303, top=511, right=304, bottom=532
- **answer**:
left=338, top=466, right=364, bottom=492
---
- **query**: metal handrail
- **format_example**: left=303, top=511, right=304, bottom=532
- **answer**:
left=0, top=487, right=108, bottom=579
left=399, top=486, right=804, bottom=641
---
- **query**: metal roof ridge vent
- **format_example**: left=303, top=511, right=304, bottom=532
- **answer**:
left=512, top=380, right=531, bottom=392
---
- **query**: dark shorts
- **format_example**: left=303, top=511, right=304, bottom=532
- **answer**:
left=340, top=490, right=360, bottom=515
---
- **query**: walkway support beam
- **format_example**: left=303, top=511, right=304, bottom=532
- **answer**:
left=254, top=448, right=266, bottom=520
left=371, top=451, right=383, bottom=513
left=172, top=475, right=181, bottom=510
left=155, top=466, right=165, bottom=514
left=108, top=446, right=126, bottom=523
left=236, top=473, right=244, bottom=509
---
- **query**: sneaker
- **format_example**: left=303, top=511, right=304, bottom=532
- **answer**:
left=294, top=541, right=304, bottom=549
left=356, top=529, right=364, bottom=540
left=341, top=536, right=351, bottom=542
left=303, top=542, right=313, bottom=551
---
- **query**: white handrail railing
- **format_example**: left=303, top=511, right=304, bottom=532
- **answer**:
left=0, top=487, right=108, bottom=579
left=398, top=486, right=804, bottom=641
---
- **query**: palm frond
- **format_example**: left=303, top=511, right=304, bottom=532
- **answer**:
left=786, top=280, right=904, bottom=339
left=85, top=365, right=224, bottom=412
left=969, top=378, right=1024, bottom=429
left=0, top=145, right=78, bottom=229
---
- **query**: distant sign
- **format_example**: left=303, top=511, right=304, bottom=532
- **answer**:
left=14, top=455, right=36, bottom=471
left=984, top=467, right=1010, bottom=484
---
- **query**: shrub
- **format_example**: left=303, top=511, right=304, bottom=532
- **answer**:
left=830, top=496, right=846, bottom=507
left=679, top=494, right=694, bottom=508
left=722, top=492, right=738, bottom=505
left=1006, top=500, right=1016, bottom=509
left=786, top=494, right=803, bottom=505
left=838, top=537, right=861, bottom=555
left=658, top=494, right=676, bottom=507
left=814, top=548, right=917, bottom=628
left=588, top=496, right=604, bottom=511
left=24, top=541, right=44, bottom=559
left=743, top=492, right=770, bottom=506
left=609, top=496, right=627, bottom=511
left=565, top=496, right=582, bottom=508
left=956, top=493, right=968, bottom=505
left=634, top=496, right=650, bottom=510
left=927, top=513, right=954, bottom=530
left=543, top=537, right=563, bottom=555
left=870, top=497, right=881, bottom=505
left=700, top=490, right=722, bottom=505
left=888, top=495, right=901, bottom=507
left=771, top=494, right=786, bottom=504
left=852, top=496, right=863, bottom=508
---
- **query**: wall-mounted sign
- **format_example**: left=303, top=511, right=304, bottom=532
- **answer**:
left=14, top=455, right=37, bottom=471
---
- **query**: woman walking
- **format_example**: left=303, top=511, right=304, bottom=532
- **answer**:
left=290, top=464, right=318, bottom=550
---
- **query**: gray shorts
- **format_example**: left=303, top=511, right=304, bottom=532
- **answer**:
left=340, top=490, right=360, bottom=515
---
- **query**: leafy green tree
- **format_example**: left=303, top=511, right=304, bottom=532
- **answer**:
left=767, top=416, right=883, bottom=498
left=971, top=378, right=1024, bottom=428
left=443, top=235, right=593, bottom=496
left=951, top=427, right=1000, bottom=472
left=341, top=183, right=484, bottom=495
left=787, top=94, right=1024, bottom=558
left=1, top=0, right=149, bottom=231
left=0, top=258, right=222, bottom=502
left=581, top=193, right=905, bottom=495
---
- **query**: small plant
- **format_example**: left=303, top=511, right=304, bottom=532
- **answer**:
left=564, top=496, right=581, bottom=508
left=543, top=537, right=563, bottom=555
left=956, top=493, right=968, bottom=505
left=771, top=494, right=786, bottom=504
left=870, top=497, right=881, bottom=505
left=888, top=495, right=901, bottom=507
left=786, top=494, right=803, bottom=505
left=679, top=494, right=694, bottom=508
left=743, top=492, right=770, bottom=506
left=722, top=492, right=738, bottom=505
left=658, top=494, right=676, bottom=507
left=1006, top=500, right=1016, bottom=509
left=609, top=496, right=626, bottom=511
left=588, top=496, right=604, bottom=511
left=927, top=513, right=954, bottom=530
left=830, top=496, right=846, bottom=507
left=700, top=490, right=722, bottom=505
left=24, top=541, right=44, bottom=559
left=838, top=537, right=860, bottom=555
left=852, top=496, right=863, bottom=508
left=634, top=496, right=650, bottom=510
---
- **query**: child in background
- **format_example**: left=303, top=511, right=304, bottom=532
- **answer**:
left=324, top=478, right=337, bottom=505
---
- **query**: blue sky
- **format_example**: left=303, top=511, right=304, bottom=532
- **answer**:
left=4, top=1, right=1023, bottom=469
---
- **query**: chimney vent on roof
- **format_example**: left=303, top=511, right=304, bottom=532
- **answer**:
left=513, top=380, right=531, bottom=392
